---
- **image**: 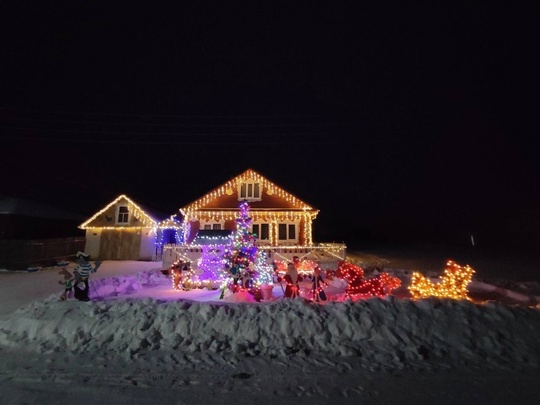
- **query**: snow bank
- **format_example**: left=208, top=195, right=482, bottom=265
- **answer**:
left=89, top=270, right=168, bottom=298
left=1, top=295, right=539, bottom=369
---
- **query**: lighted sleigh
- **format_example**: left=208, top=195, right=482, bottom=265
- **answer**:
left=408, top=260, right=475, bottom=300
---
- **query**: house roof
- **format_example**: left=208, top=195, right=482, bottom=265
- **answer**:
left=180, top=168, right=317, bottom=214
left=79, top=194, right=163, bottom=229
left=0, top=197, right=84, bottom=221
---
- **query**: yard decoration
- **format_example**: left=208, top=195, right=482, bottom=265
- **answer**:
left=408, top=260, right=475, bottom=300
left=169, top=261, right=183, bottom=290
left=198, top=244, right=229, bottom=285
left=69, top=251, right=102, bottom=301
left=220, top=200, right=274, bottom=300
left=335, top=260, right=401, bottom=299
left=58, top=267, right=74, bottom=301
left=280, top=262, right=304, bottom=298
left=311, top=264, right=327, bottom=302
left=222, top=200, right=258, bottom=294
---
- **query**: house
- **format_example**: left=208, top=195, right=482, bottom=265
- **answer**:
left=80, top=194, right=181, bottom=261
left=162, top=168, right=346, bottom=269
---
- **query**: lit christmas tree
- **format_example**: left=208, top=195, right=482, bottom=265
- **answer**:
left=221, top=200, right=272, bottom=297
left=253, top=250, right=274, bottom=286
left=222, top=200, right=257, bottom=293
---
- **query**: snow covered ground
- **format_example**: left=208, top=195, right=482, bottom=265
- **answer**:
left=1, top=254, right=540, bottom=404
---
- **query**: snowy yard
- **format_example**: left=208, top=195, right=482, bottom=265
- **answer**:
left=1, top=253, right=540, bottom=404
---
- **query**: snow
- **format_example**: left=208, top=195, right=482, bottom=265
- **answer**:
left=1, top=256, right=540, bottom=404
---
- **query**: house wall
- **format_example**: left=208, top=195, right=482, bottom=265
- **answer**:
left=98, top=229, right=142, bottom=260
left=186, top=221, right=200, bottom=244
left=85, top=229, right=101, bottom=259
left=139, top=228, right=156, bottom=260
left=299, top=219, right=306, bottom=245
left=187, top=216, right=309, bottom=245
left=224, top=219, right=236, bottom=230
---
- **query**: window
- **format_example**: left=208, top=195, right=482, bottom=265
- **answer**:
left=252, top=223, right=270, bottom=240
left=288, top=224, right=296, bottom=240
left=117, top=206, right=129, bottom=223
left=278, top=224, right=287, bottom=240
left=239, top=181, right=261, bottom=201
left=278, top=223, right=296, bottom=241
left=261, top=223, right=269, bottom=240
left=202, top=222, right=222, bottom=230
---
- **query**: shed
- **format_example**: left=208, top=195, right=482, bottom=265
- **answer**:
left=80, top=195, right=164, bottom=260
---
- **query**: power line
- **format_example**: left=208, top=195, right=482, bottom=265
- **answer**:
left=0, top=131, right=358, bottom=145
left=1, top=117, right=359, bottom=128
left=1, top=106, right=358, bottom=120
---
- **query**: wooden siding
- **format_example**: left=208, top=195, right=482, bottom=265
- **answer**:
left=98, top=229, right=142, bottom=260
left=0, top=237, right=86, bottom=269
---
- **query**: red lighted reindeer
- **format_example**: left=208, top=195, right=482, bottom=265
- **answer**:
left=334, top=261, right=401, bottom=299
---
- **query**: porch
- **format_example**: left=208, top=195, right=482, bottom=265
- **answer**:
left=158, top=242, right=347, bottom=270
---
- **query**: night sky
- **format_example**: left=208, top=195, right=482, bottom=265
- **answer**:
left=1, top=2, right=537, bottom=251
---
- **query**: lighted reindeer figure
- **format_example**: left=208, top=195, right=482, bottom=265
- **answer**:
left=408, top=260, right=475, bottom=300
left=169, top=261, right=183, bottom=291
left=335, top=261, right=401, bottom=299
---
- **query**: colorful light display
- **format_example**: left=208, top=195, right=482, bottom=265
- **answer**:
left=222, top=200, right=258, bottom=290
left=408, top=260, right=475, bottom=300
left=335, top=261, right=401, bottom=298
left=253, top=250, right=274, bottom=286
left=179, top=169, right=319, bottom=245
left=219, top=200, right=276, bottom=299
left=182, top=169, right=315, bottom=212
left=197, top=245, right=228, bottom=285
left=169, top=260, right=194, bottom=290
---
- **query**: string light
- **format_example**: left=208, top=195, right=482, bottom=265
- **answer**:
left=335, top=261, right=401, bottom=298
left=80, top=194, right=158, bottom=230
left=179, top=169, right=319, bottom=245
left=214, top=200, right=276, bottom=299
left=197, top=244, right=229, bottom=287
left=182, top=169, right=316, bottom=212
left=408, top=260, right=475, bottom=300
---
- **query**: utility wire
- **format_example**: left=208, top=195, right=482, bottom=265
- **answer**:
left=1, top=117, right=358, bottom=128
left=0, top=131, right=358, bottom=145
left=1, top=106, right=358, bottom=119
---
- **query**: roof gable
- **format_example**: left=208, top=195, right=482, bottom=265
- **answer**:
left=181, top=169, right=316, bottom=213
left=80, top=195, right=159, bottom=229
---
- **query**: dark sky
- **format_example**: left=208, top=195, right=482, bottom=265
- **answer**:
left=1, top=2, right=537, bottom=250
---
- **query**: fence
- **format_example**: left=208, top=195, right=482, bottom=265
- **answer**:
left=0, top=237, right=86, bottom=270
left=160, top=242, right=347, bottom=269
